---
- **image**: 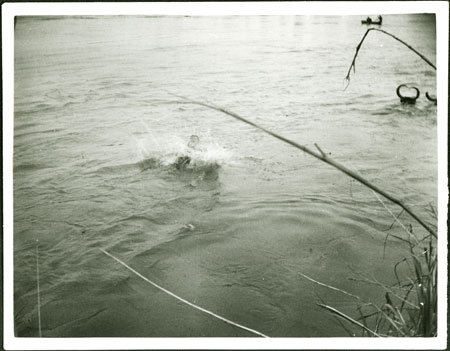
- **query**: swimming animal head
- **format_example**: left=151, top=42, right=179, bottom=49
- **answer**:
left=396, top=84, right=420, bottom=105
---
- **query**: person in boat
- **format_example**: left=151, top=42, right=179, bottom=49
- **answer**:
left=175, top=135, right=200, bottom=169
left=366, top=17, right=372, bottom=24
left=377, top=15, right=383, bottom=24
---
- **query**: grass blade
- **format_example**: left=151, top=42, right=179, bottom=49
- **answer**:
left=317, top=303, right=381, bottom=337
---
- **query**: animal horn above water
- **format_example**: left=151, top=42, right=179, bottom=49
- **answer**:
left=396, top=84, right=420, bottom=104
left=425, top=91, right=437, bottom=103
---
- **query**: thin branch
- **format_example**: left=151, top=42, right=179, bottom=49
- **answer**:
left=428, top=203, right=437, bottom=219
left=317, top=303, right=381, bottom=337
left=344, top=28, right=374, bottom=88
left=384, top=209, right=406, bottom=232
left=348, top=275, right=419, bottom=310
left=314, top=143, right=327, bottom=158
left=373, top=304, right=406, bottom=336
left=35, top=240, right=42, bottom=337
left=168, top=93, right=437, bottom=238
left=100, top=248, right=269, bottom=338
left=345, top=28, right=436, bottom=88
left=372, top=191, right=419, bottom=244
left=344, top=162, right=421, bottom=243
left=334, top=316, right=356, bottom=336
left=298, top=271, right=360, bottom=299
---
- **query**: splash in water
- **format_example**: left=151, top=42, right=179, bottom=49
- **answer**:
left=135, top=129, right=233, bottom=172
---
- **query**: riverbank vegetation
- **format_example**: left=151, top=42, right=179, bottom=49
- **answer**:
left=317, top=215, right=437, bottom=337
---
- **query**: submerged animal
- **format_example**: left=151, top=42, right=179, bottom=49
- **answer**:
left=396, top=84, right=420, bottom=105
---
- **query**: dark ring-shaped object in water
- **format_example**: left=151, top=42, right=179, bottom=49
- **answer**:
left=425, top=91, right=437, bottom=104
left=396, top=84, right=420, bottom=104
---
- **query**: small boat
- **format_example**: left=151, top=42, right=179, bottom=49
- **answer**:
left=361, top=20, right=382, bottom=25
left=361, top=16, right=382, bottom=25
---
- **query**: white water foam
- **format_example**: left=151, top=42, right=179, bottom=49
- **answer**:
left=134, top=122, right=234, bottom=169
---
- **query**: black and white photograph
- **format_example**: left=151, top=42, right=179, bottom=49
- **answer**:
left=2, top=2, right=448, bottom=349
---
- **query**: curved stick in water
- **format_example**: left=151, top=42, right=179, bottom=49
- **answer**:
left=345, top=28, right=436, bottom=88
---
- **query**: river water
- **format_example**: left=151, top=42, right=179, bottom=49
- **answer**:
left=13, top=14, right=437, bottom=337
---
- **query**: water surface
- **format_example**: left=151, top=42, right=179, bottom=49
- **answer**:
left=14, top=14, right=437, bottom=337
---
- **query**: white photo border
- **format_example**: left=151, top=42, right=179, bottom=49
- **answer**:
left=3, top=1, right=448, bottom=350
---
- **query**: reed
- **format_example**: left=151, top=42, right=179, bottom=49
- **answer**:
left=318, top=233, right=437, bottom=337
left=344, top=28, right=436, bottom=89
left=99, top=248, right=269, bottom=337
left=301, top=191, right=437, bottom=337
left=35, top=240, right=42, bottom=337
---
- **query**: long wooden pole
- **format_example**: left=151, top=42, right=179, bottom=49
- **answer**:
left=169, top=93, right=436, bottom=238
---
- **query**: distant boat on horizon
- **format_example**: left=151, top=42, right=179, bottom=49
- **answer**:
left=361, top=15, right=383, bottom=25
